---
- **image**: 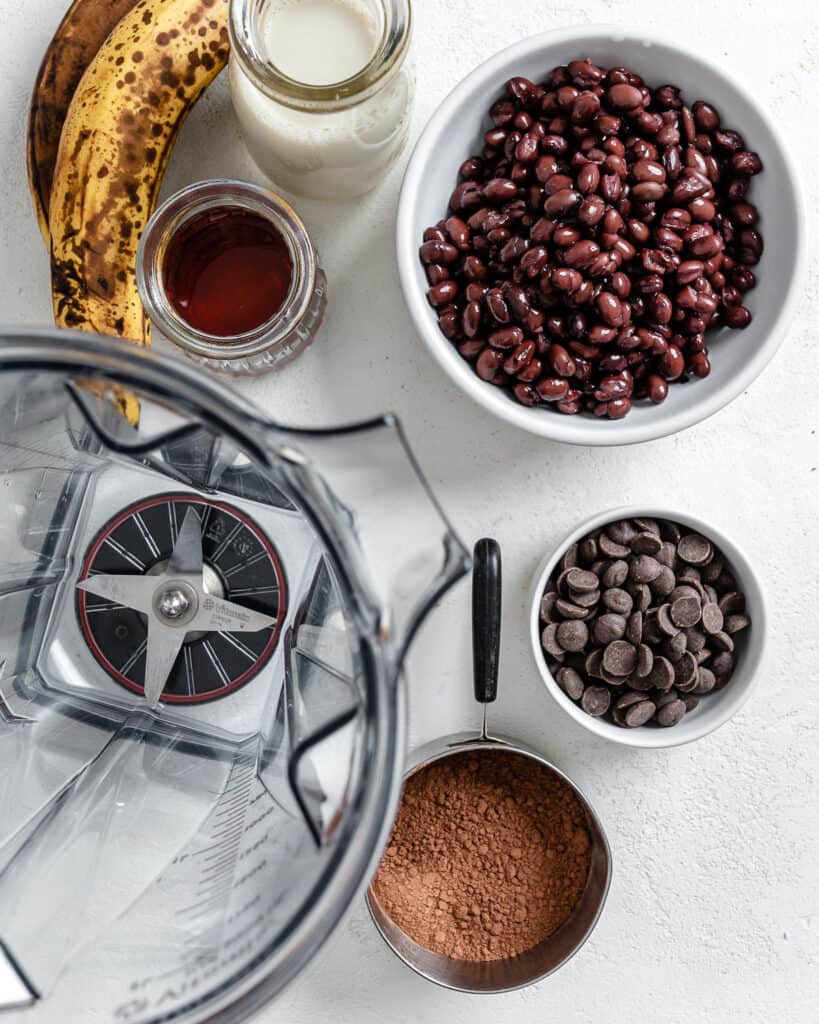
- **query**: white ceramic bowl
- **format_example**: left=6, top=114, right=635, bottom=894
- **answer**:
left=397, top=27, right=806, bottom=445
left=528, top=507, right=766, bottom=747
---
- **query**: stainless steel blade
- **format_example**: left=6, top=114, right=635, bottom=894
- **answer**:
left=191, top=596, right=277, bottom=634
left=167, top=506, right=203, bottom=575
left=143, top=620, right=187, bottom=709
left=76, top=574, right=157, bottom=615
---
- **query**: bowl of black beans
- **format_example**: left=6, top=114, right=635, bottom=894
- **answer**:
left=397, top=28, right=805, bottom=444
left=528, top=508, right=766, bottom=747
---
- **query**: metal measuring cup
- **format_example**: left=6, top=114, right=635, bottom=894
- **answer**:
left=367, top=539, right=612, bottom=993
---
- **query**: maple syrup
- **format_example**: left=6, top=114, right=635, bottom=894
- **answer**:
left=163, top=207, right=293, bottom=337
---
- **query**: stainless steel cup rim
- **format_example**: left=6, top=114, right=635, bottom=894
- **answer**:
left=366, top=730, right=612, bottom=994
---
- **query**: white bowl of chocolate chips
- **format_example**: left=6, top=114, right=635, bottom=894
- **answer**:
left=529, top=508, right=766, bottom=747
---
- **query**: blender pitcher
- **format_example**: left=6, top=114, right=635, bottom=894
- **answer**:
left=0, top=329, right=469, bottom=1023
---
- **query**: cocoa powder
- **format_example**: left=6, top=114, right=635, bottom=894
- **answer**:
left=371, top=748, right=592, bottom=962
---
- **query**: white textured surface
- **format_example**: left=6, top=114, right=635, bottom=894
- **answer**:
left=2, top=0, right=818, bottom=1021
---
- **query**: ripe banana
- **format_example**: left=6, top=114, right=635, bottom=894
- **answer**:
left=27, top=0, right=141, bottom=246
left=49, top=0, right=229, bottom=345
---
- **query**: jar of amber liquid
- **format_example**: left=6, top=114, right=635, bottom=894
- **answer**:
left=137, top=179, right=326, bottom=376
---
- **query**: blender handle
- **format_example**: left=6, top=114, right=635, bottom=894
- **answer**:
left=472, top=538, right=501, bottom=705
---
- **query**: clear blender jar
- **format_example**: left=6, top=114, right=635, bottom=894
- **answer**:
left=0, top=329, right=468, bottom=1022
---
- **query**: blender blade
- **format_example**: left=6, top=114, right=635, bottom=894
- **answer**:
left=76, top=507, right=278, bottom=709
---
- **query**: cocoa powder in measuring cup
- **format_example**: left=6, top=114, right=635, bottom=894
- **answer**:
left=371, top=748, right=592, bottom=962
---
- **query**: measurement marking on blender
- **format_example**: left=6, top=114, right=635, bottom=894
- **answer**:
left=85, top=601, right=126, bottom=613
left=230, top=584, right=279, bottom=597
left=218, top=632, right=259, bottom=661
left=183, top=646, right=194, bottom=696
left=168, top=501, right=179, bottom=545
left=133, top=512, right=161, bottom=559
left=211, top=521, right=243, bottom=562
left=222, top=550, right=270, bottom=577
left=120, top=639, right=147, bottom=676
left=102, top=536, right=146, bottom=571
left=202, top=640, right=231, bottom=686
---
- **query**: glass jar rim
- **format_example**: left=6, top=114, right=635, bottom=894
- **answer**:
left=229, top=0, right=412, bottom=112
left=136, top=179, right=318, bottom=361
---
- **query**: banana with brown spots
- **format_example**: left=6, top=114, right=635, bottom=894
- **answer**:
left=49, top=0, right=229, bottom=346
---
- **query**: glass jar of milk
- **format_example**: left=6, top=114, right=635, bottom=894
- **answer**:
left=229, top=0, right=413, bottom=200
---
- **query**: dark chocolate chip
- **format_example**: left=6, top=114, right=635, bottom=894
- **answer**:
left=556, top=619, right=589, bottom=652
left=624, top=700, right=656, bottom=727
left=557, top=666, right=585, bottom=700
left=678, top=533, right=713, bottom=565
left=582, top=685, right=611, bottom=716
left=631, top=531, right=662, bottom=555
left=592, top=613, right=627, bottom=645
left=656, top=698, right=686, bottom=726
left=701, top=602, right=724, bottom=634
left=603, top=640, right=637, bottom=676
left=671, top=595, right=702, bottom=628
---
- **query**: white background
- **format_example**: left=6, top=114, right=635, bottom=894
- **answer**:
left=3, top=0, right=819, bottom=1021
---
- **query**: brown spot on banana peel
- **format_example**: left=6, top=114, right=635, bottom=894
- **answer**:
left=49, top=0, right=229, bottom=346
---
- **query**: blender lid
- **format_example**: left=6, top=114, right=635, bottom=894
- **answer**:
left=0, top=329, right=468, bottom=1023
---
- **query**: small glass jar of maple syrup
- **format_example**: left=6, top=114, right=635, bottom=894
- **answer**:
left=137, top=179, right=326, bottom=375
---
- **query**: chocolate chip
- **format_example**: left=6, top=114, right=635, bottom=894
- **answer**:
left=602, top=588, right=633, bottom=615
left=724, top=613, right=750, bottom=634
left=626, top=611, right=644, bottom=645
left=556, top=598, right=593, bottom=620
left=701, top=602, right=724, bottom=634
left=624, top=700, right=656, bottom=727
left=664, top=632, right=687, bottom=661
left=557, top=666, right=585, bottom=700
left=631, top=531, right=662, bottom=555
left=650, top=565, right=677, bottom=597
left=602, top=640, right=637, bottom=676
left=606, top=520, right=638, bottom=546
left=719, top=592, right=746, bottom=615
left=567, top=589, right=600, bottom=609
left=602, top=560, right=629, bottom=588
left=671, top=595, right=702, bottom=628
left=657, top=603, right=680, bottom=637
left=657, top=542, right=677, bottom=569
left=685, top=628, right=707, bottom=654
left=691, top=666, right=716, bottom=694
left=616, top=690, right=648, bottom=710
left=540, top=592, right=558, bottom=622
left=711, top=630, right=735, bottom=653
left=585, top=648, right=604, bottom=678
left=561, top=543, right=580, bottom=569
left=566, top=567, right=599, bottom=593
left=556, top=619, right=589, bottom=652
left=630, top=554, right=662, bottom=583
left=677, top=533, right=713, bottom=565
left=647, top=655, right=675, bottom=691
left=682, top=695, right=700, bottom=712
left=636, top=643, right=654, bottom=677
left=541, top=623, right=564, bottom=658
left=599, top=533, right=631, bottom=558
left=673, top=651, right=698, bottom=691
left=630, top=582, right=652, bottom=611
left=592, top=612, right=627, bottom=645
left=581, top=685, right=611, bottom=716
left=656, top=699, right=686, bottom=727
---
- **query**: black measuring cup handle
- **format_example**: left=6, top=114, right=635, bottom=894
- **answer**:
left=472, top=538, right=501, bottom=705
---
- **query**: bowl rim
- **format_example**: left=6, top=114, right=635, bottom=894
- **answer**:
left=527, top=506, right=767, bottom=748
left=396, top=24, right=808, bottom=446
